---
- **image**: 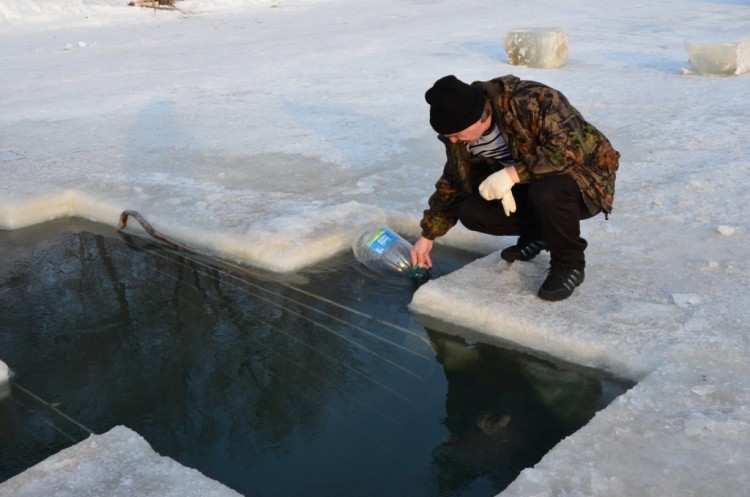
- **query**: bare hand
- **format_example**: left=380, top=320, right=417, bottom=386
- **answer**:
left=411, top=237, right=434, bottom=269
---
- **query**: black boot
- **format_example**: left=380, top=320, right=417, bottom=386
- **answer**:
left=538, top=266, right=585, bottom=301
left=501, top=239, right=548, bottom=262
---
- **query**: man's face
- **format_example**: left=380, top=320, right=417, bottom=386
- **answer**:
left=442, top=116, right=489, bottom=144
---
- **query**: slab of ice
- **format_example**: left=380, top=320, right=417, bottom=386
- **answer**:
left=685, top=38, right=750, bottom=76
left=0, top=426, right=242, bottom=497
left=504, top=28, right=568, bottom=69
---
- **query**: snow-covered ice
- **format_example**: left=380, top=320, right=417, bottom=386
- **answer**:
left=1, top=0, right=749, bottom=496
left=0, top=426, right=242, bottom=497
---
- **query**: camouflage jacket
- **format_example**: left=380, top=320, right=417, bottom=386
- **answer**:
left=419, top=75, right=620, bottom=240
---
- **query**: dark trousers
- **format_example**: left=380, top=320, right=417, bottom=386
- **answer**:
left=458, top=174, right=599, bottom=269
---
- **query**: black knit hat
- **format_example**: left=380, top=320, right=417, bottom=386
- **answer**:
left=425, top=75, right=485, bottom=135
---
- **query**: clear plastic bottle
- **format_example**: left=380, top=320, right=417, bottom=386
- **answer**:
left=352, top=225, right=430, bottom=282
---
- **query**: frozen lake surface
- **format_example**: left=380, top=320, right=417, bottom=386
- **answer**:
left=1, top=0, right=750, bottom=496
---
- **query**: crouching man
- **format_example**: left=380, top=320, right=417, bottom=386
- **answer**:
left=411, top=75, right=620, bottom=301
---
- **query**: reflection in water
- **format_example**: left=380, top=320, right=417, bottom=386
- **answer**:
left=0, top=219, right=633, bottom=496
left=427, top=331, right=610, bottom=496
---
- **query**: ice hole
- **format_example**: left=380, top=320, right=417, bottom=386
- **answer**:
left=0, top=218, right=634, bottom=496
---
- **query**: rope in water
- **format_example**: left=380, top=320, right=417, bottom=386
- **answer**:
left=13, top=382, right=95, bottom=437
left=117, top=210, right=432, bottom=347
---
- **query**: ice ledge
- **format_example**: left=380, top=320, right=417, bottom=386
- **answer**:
left=410, top=252, right=666, bottom=380
left=410, top=248, right=745, bottom=381
left=0, top=190, right=383, bottom=274
left=0, top=426, right=242, bottom=497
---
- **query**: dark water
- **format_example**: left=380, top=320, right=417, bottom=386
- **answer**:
left=0, top=218, right=632, bottom=496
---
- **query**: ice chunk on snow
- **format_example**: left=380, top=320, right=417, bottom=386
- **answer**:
left=672, top=293, right=701, bottom=308
left=0, top=426, right=242, bottom=497
left=504, top=28, right=568, bottom=68
left=717, top=225, right=736, bottom=236
left=685, top=38, right=750, bottom=76
left=691, top=384, right=718, bottom=396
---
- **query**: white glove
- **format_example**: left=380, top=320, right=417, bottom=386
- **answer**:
left=499, top=191, right=516, bottom=217
left=478, top=169, right=517, bottom=216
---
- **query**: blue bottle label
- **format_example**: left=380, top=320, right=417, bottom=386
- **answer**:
left=366, top=228, right=398, bottom=256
